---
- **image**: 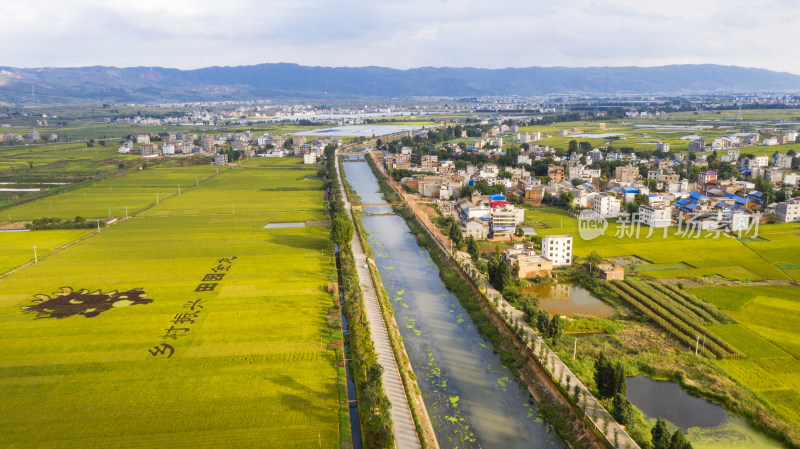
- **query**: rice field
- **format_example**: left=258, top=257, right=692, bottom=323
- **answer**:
left=0, top=158, right=343, bottom=448
left=694, top=285, right=800, bottom=427
left=526, top=206, right=791, bottom=280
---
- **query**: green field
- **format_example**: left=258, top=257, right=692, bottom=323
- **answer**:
left=0, top=229, right=93, bottom=274
left=694, top=285, right=800, bottom=427
left=525, top=206, right=791, bottom=280
left=4, top=166, right=229, bottom=220
left=0, top=142, right=139, bottom=173
left=0, top=158, right=343, bottom=448
left=139, top=165, right=325, bottom=220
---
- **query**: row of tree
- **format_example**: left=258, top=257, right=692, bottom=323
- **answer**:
left=26, top=216, right=105, bottom=231
left=324, top=144, right=394, bottom=448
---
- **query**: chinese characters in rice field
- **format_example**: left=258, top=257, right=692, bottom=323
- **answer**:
left=148, top=256, right=237, bottom=358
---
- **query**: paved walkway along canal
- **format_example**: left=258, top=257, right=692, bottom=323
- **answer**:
left=335, top=152, right=422, bottom=449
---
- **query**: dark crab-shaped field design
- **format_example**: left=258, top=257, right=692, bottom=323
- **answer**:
left=21, top=287, right=153, bottom=319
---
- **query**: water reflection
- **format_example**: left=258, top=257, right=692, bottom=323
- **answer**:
left=523, top=284, right=615, bottom=318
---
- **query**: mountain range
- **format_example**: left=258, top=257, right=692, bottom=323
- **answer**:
left=0, top=63, right=798, bottom=105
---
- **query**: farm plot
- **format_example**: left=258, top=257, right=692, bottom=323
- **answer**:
left=607, top=280, right=740, bottom=359
left=0, top=229, right=92, bottom=275
left=0, top=212, right=341, bottom=448
left=526, top=206, right=791, bottom=280
left=692, top=285, right=800, bottom=427
left=0, top=160, right=342, bottom=449
left=140, top=165, right=325, bottom=221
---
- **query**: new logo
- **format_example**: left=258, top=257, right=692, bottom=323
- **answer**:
left=578, top=209, right=608, bottom=240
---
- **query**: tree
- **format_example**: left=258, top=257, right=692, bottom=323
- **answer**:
left=536, top=310, right=551, bottom=336
left=612, top=393, right=634, bottom=426
left=651, top=417, right=670, bottom=449
left=331, top=214, right=354, bottom=249
left=467, top=235, right=480, bottom=260
left=571, top=178, right=586, bottom=186
left=559, top=190, right=575, bottom=208
left=568, top=140, right=579, bottom=153
left=521, top=295, right=539, bottom=321
left=585, top=250, right=604, bottom=273
left=489, top=255, right=513, bottom=292
left=549, top=314, right=563, bottom=345
left=668, top=429, right=692, bottom=449
left=593, top=353, right=625, bottom=399
left=449, top=222, right=463, bottom=248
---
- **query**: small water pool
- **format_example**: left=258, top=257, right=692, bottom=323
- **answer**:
left=522, top=284, right=615, bottom=318
left=263, top=222, right=306, bottom=228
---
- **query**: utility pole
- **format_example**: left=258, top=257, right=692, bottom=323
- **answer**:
left=156, top=193, right=159, bottom=205
left=695, top=335, right=700, bottom=355
left=33, top=246, right=38, bottom=263
left=573, top=337, right=578, bottom=360
left=125, top=207, right=128, bottom=218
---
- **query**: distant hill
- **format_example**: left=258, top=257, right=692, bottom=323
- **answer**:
left=0, top=63, right=798, bottom=105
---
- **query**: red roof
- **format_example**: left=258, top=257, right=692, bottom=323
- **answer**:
left=491, top=200, right=510, bottom=208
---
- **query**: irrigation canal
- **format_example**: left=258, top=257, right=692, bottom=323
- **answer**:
left=343, top=160, right=565, bottom=449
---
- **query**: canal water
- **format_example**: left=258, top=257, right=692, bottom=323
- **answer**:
left=523, top=283, right=615, bottom=318
left=344, top=160, right=564, bottom=449
left=627, top=375, right=784, bottom=449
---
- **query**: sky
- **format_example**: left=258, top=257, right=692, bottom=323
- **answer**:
left=1, top=0, right=798, bottom=74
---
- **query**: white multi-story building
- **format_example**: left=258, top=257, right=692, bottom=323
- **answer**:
left=639, top=205, right=672, bottom=228
left=720, top=149, right=739, bottom=163
left=542, top=235, right=572, bottom=266
left=514, top=133, right=531, bottom=143
left=161, top=144, right=175, bottom=155
left=656, top=142, right=670, bottom=153
left=593, top=193, right=621, bottom=218
left=771, top=153, right=793, bottom=169
left=213, top=153, right=228, bottom=166
left=776, top=199, right=800, bottom=223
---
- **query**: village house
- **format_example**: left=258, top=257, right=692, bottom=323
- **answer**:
left=597, top=264, right=625, bottom=280
left=505, top=244, right=553, bottom=278
left=639, top=205, right=673, bottom=228
left=542, top=235, right=572, bottom=266
left=776, top=199, right=800, bottom=223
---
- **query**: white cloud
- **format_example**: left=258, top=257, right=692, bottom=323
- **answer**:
left=0, top=0, right=798, bottom=74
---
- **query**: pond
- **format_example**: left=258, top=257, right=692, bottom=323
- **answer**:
left=626, top=375, right=784, bottom=449
left=522, top=284, right=615, bottom=318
